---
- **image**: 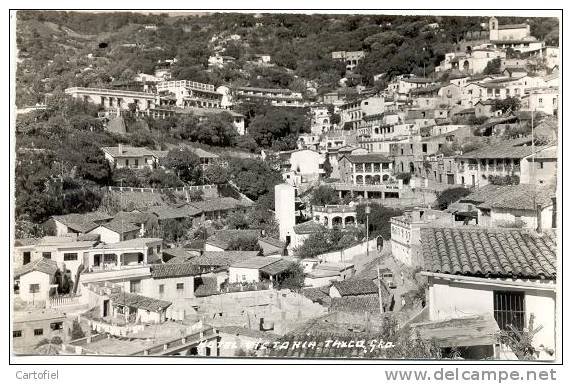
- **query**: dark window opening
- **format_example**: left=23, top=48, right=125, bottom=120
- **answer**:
left=494, top=291, right=525, bottom=331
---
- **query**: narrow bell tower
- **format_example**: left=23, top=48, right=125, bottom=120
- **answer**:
left=489, top=16, right=499, bottom=41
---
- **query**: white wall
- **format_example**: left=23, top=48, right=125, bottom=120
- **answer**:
left=275, top=184, right=296, bottom=243
left=315, top=238, right=378, bottom=263
left=229, top=267, right=260, bottom=283
left=18, top=271, right=52, bottom=303
left=89, top=226, right=121, bottom=244
left=428, top=277, right=556, bottom=351
left=145, top=276, right=195, bottom=300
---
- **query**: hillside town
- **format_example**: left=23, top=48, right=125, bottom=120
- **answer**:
left=13, top=12, right=559, bottom=360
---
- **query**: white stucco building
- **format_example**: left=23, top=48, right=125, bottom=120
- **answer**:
left=420, top=226, right=557, bottom=360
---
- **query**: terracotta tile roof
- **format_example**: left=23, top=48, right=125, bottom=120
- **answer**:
left=113, top=211, right=155, bottom=225
left=110, top=292, right=171, bottom=312
left=421, top=227, right=557, bottom=279
left=148, top=205, right=202, bottom=220
left=301, top=286, right=331, bottom=305
left=52, top=212, right=113, bottom=233
left=344, top=153, right=392, bottom=163
left=330, top=294, right=384, bottom=314
left=14, top=258, right=59, bottom=278
left=231, top=256, right=279, bottom=269
left=99, top=219, right=140, bottom=234
left=469, top=184, right=555, bottom=211
left=259, top=259, right=293, bottom=275
left=458, top=138, right=553, bottom=159
left=332, top=279, right=379, bottom=297
left=189, top=251, right=260, bottom=267
left=151, top=263, right=202, bottom=279
left=293, top=220, right=325, bottom=235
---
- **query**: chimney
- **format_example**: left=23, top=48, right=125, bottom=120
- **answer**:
left=536, top=204, right=543, bottom=233
left=118, top=143, right=124, bottom=154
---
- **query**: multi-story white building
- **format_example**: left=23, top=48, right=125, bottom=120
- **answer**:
left=331, top=50, right=365, bottom=71
left=455, top=138, right=557, bottom=187
left=390, top=208, right=454, bottom=266
left=217, top=86, right=306, bottom=108
left=310, top=105, right=331, bottom=134
left=156, top=80, right=222, bottom=108
left=339, top=96, right=385, bottom=130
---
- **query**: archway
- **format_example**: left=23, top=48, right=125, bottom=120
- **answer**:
left=332, top=216, right=343, bottom=228
left=463, top=60, right=470, bottom=71
left=373, top=175, right=381, bottom=184
left=382, top=174, right=390, bottom=181
left=365, top=175, right=373, bottom=184
left=356, top=175, right=364, bottom=184
left=409, top=162, right=415, bottom=173
left=344, top=216, right=355, bottom=226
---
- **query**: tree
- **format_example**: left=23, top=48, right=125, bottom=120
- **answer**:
left=203, top=163, right=230, bottom=185
left=322, top=155, right=333, bottom=178
left=161, top=149, right=202, bottom=184
left=497, top=314, right=547, bottom=360
left=294, top=228, right=363, bottom=258
left=483, top=57, right=502, bottom=75
left=160, top=218, right=192, bottom=245
left=434, top=187, right=472, bottom=210
left=226, top=211, right=250, bottom=230
left=274, top=262, right=305, bottom=291
left=70, top=319, right=85, bottom=340
left=309, top=185, right=340, bottom=206
left=493, top=96, right=521, bottom=114
left=356, top=203, right=404, bottom=239
left=230, top=158, right=282, bottom=201
left=227, top=235, right=263, bottom=253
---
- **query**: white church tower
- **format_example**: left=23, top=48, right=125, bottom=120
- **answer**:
left=275, top=183, right=295, bottom=244
left=489, top=16, right=499, bottom=41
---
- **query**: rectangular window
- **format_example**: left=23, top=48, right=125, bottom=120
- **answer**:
left=50, top=322, right=63, bottom=330
left=42, top=252, right=51, bottom=259
left=134, top=159, right=139, bottom=167
left=63, top=253, right=78, bottom=261
left=422, top=144, right=428, bottom=153
left=23, top=252, right=31, bottom=265
left=130, top=280, right=141, bottom=294
left=159, top=284, right=164, bottom=294
left=493, top=291, right=525, bottom=331
left=13, top=330, right=22, bottom=338
left=34, top=328, right=44, bottom=336
left=29, top=284, right=40, bottom=293
left=176, top=283, right=184, bottom=291
left=125, top=159, right=129, bottom=167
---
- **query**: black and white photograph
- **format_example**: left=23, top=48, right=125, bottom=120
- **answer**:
left=7, top=7, right=563, bottom=375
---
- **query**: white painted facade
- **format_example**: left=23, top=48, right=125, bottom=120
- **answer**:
left=426, top=274, right=556, bottom=353
left=17, top=271, right=53, bottom=303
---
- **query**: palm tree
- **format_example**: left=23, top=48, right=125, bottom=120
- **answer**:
left=35, top=336, right=63, bottom=355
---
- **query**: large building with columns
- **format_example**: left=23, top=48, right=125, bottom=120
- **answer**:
left=338, top=153, right=394, bottom=185
left=312, top=205, right=357, bottom=229
left=65, top=87, right=158, bottom=111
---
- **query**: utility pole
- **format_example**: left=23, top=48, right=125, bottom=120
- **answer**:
left=365, top=204, right=371, bottom=261
left=377, top=264, right=383, bottom=315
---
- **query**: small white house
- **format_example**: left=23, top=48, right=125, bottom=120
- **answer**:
left=14, top=258, right=59, bottom=303
left=420, top=227, right=556, bottom=359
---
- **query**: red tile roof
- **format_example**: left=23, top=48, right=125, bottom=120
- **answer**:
left=332, top=279, right=379, bottom=297
left=421, top=227, right=557, bottom=279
